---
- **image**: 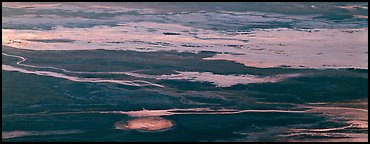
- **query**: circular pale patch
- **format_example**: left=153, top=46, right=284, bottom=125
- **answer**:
left=115, top=117, right=174, bottom=131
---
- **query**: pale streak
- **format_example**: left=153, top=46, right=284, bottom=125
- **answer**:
left=2, top=52, right=164, bottom=88
left=2, top=65, right=164, bottom=88
left=123, top=71, right=303, bottom=87
left=9, top=107, right=308, bottom=117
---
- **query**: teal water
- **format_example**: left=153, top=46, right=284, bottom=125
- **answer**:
left=2, top=2, right=368, bottom=142
left=2, top=47, right=368, bottom=142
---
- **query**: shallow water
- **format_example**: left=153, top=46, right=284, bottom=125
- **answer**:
left=2, top=47, right=368, bottom=142
left=2, top=2, right=368, bottom=142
